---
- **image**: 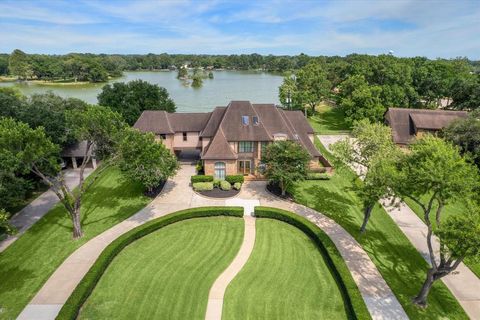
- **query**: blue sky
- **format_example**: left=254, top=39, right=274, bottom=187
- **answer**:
left=0, top=0, right=479, bottom=58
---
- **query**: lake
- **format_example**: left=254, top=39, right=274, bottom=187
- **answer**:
left=0, top=70, right=284, bottom=112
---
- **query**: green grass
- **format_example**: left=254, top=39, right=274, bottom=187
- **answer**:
left=78, top=217, right=244, bottom=320
left=223, top=219, right=349, bottom=320
left=404, top=197, right=480, bottom=278
left=0, top=167, right=151, bottom=319
left=287, top=137, right=468, bottom=319
left=308, top=104, right=351, bottom=134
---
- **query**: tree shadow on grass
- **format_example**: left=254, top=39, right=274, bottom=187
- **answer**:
left=292, top=184, right=358, bottom=230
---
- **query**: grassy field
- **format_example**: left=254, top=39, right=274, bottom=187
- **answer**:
left=223, top=219, right=349, bottom=320
left=0, top=167, right=151, bottom=319
left=404, top=197, right=480, bottom=278
left=308, top=103, right=351, bottom=134
left=78, top=217, right=244, bottom=320
left=287, top=138, right=468, bottom=319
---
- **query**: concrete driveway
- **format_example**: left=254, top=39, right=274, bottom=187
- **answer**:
left=0, top=168, right=94, bottom=253
left=17, top=164, right=407, bottom=320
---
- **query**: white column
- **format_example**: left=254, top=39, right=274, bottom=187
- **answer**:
left=71, top=157, right=77, bottom=169
left=92, top=158, right=97, bottom=169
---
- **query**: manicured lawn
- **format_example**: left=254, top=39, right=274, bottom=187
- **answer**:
left=308, top=103, right=351, bottom=134
left=405, top=197, right=480, bottom=278
left=223, top=219, right=349, bottom=320
left=78, top=217, right=244, bottom=320
left=287, top=138, right=468, bottom=319
left=0, top=167, right=151, bottom=319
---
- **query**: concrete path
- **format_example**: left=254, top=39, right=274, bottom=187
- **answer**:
left=18, top=164, right=406, bottom=320
left=241, top=182, right=408, bottom=320
left=0, top=168, right=93, bottom=253
left=319, top=134, right=480, bottom=319
left=205, top=215, right=256, bottom=320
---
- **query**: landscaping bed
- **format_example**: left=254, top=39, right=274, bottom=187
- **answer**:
left=191, top=174, right=244, bottom=199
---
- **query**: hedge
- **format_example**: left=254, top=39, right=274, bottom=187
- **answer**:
left=254, top=207, right=371, bottom=320
left=233, top=182, right=242, bottom=190
left=56, top=206, right=244, bottom=320
left=192, top=182, right=214, bottom=191
left=225, top=175, right=244, bottom=184
left=191, top=175, right=213, bottom=183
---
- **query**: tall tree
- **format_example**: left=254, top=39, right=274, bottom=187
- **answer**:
left=331, top=119, right=401, bottom=232
left=0, top=107, right=125, bottom=239
left=98, top=80, right=176, bottom=125
left=117, top=128, right=178, bottom=194
left=8, top=49, right=32, bottom=80
left=261, top=140, right=310, bottom=196
left=443, top=110, right=480, bottom=169
left=393, top=135, right=479, bottom=306
left=294, top=62, right=332, bottom=115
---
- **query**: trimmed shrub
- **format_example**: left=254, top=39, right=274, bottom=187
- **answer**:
left=213, top=179, right=221, bottom=188
left=192, top=182, right=214, bottom=191
left=220, top=180, right=232, bottom=191
left=225, top=175, right=244, bottom=184
left=254, top=206, right=371, bottom=320
left=191, top=175, right=213, bottom=183
left=56, top=207, right=244, bottom=320
left=233, top=182, right=242, bottom=190
left=306, top=173, right=331, bottom=180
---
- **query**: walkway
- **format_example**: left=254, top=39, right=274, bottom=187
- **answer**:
left=18, top=164, right=406, bottom=320
left=0, top=168, right=93, bottom=253
left=319, top=134, right=480, bottom=319
left=205, top=215, right=256, bottom=320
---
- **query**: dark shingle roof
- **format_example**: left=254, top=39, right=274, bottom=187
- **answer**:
left=200, top=107, right=226, bottom=137
left=133, top=111, right=173, bottom=134
left=219, top=101, right=271, bottom=141
left=385, top=108, right=468, bottom=144
left=167, top=113, right=211, bottom=132
left=61, top=141, right=94, bottom=157
left=201, top=127, right=237, bottom=160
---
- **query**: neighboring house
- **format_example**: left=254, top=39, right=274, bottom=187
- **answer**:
left=61, top=141, right=97, bottom=169
left=385, top=107, right=468, bottom=145
left=134, top=100, right=328, bottom=179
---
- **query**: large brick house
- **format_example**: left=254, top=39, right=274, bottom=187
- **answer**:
left=134, top=100, right=326, bottom=179
left=385, top=108, right=468, bottom=145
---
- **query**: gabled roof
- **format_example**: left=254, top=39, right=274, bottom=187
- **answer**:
left=133, top=110, right=173, bottom=134
left=385, top=108, right=468, bottom=144
left=201, top=127, right=237, bottom=160
left=219, top=101, right=271, bottom=141
left=200, top=107, right=226, bottom=137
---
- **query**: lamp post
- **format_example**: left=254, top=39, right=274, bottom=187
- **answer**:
left=286, top=91, right=291, bottom=110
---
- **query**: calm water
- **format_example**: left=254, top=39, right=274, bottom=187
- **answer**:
left=0, top=70, right=283, bottom=112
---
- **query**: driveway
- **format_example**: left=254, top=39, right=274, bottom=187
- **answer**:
left=0, top=168, right=94, bottom=253
left=18, top=164, right=407, bottom=320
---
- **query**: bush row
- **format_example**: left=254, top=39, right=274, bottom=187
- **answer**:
left=191, top=175, right=214, bottom=183
left=56, top=207, right=244, bottom=320
left=254, top=206, right=371, bottom=320
left=190, top=175, right=245, bottom=184
left=192, top=182, right=214, bottom=191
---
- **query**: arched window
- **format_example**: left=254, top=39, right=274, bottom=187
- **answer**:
left=214, top=162, right=226, bottom=180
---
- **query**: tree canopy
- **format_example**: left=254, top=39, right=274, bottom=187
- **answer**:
left=261, top=140, right=310, bottom=196
left=97, top=80, right=176, bottom=125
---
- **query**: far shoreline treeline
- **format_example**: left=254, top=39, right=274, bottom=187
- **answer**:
left=1, top=49, right=479, bottom=84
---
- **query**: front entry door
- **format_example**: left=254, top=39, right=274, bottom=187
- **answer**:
left=238, top=160, right=251, bottom=175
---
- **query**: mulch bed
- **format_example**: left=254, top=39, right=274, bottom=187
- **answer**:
left=266, top=182, right=293, bottom=200
left=198, top=187, right=240, bottom=198
left=144, top=180, right=166, bottom=198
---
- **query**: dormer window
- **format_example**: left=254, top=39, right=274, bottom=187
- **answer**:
left=253, top=116, right=259, bottom=125
left=242, top=116, right=249, bottom=125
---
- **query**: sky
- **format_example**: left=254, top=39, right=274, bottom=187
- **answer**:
left=0, top=0, right=479, bottom=59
